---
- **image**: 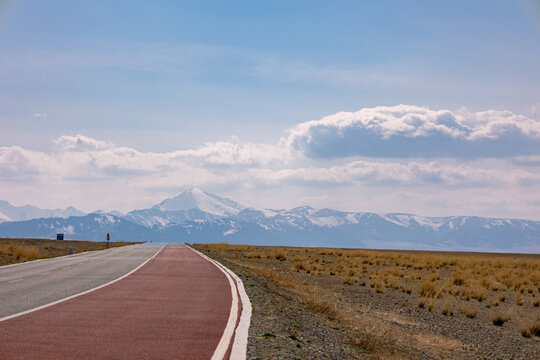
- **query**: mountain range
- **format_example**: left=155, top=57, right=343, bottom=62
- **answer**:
left=1, top=188, right=539, bottom=253
left=0, top=200, right=84, bottom=222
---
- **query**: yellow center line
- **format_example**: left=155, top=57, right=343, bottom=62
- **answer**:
left=63, top=266, right=71, bottom=270
left=78, top=262, right=85, bottom=265
left=8, top=278, right=24, bottom=283
left=40, top=272, right=52, bottom=276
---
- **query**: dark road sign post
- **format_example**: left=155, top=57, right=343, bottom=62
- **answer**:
left=106, top=233, right=110, bottom=248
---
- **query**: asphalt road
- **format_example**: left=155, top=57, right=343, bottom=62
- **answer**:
left=0, top=245, right=234, bottom=359
left=0, top=244, right=162, bottom=319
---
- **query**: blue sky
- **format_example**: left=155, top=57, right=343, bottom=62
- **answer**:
left=1, top=1, right=540, bottom=218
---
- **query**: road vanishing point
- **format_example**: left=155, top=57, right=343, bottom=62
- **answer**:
left=0, top=244, right=251, bottom=359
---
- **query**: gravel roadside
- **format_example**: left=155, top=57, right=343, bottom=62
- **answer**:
left=196, top=248, right=354, bottom=359
left=195, top=245, right=540, bottom=360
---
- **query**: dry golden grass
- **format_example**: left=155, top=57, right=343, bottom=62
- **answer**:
left=520, top=317, right=540, bottom=338
left=427, top=299, right=436, bottom=312
left=195, top=242, right=540, bottom=355
left=441, top=299, right=454, bottom=316
left=0, top=244, right=39, bottom=261
left=515, top=292, right=523, bottom=306
left=460, top=302, right=477, bottom=318
left=0, top=238, right=140, bottom=265
left=419, top=280, right=439, bottom=298
left=491, top=308, right=511, bottom=326
left=273, top=249, right=286, bottom=261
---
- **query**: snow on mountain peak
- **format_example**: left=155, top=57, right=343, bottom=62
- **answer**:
left=0, top=211, right=12, bottom=222
left=0, top=200, right=85, bottom=222
left=157, top=188, right=245, bottom=216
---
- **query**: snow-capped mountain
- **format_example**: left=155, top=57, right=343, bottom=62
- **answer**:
left=0, top=211, right=10, bottom=222
left=0, top=200, right=85, bottom=223
left=157, top=188, right=244, bottom=215
left=1, top=190, right=539, bottom=252
left=122, top=188, right=245, bottom=227
left=92, top=209, right=124, bottom=217
left=225, top=208, right=540, bottom=252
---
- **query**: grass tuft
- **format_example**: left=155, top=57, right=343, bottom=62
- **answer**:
left=491, top=310, right=510, bottom=326
left=460, top=303, right=477, bottom=319
left=518, top=317, right=539, bottom=338
left=441, top=299, right=454, bottom=316
left=274, top=250, right=286, bottom=261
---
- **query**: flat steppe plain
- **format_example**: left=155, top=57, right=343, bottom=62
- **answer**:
left=0, top=238, right=140, bottom=266
left=194, top=244, right=540, bottom=360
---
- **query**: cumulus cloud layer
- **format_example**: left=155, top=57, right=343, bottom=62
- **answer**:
left=1, top=137, right=538, bottom=193
left=54, top=134, right=113, bottom=152
left=1, top=104, right=539, bottom=216
left=286, top=105, right=540, bottom=158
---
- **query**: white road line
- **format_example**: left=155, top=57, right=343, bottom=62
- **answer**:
left=187, top=245, right=251, bottom=360
left=0, top=245, right=164, bottom=323
left=228, top=267, right=252, bottom=359
left=205, top=254, right=239, bottom=360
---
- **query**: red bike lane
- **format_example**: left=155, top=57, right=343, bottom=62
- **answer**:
left=0, top=245, right=233, bottom=359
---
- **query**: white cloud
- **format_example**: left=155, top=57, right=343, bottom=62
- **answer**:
left=1, top=134, right=537, bottom=190
left=0, top=146, right=48, bottom=180
left=53, top=134, right=113, bottom=152
left=285, top=105, right=540, bottom=158
left=514, top=155, right=540, bottom=166
left=173, top=136, right=290, bottom=166
left=1, top=104, right=540, bottom=217
left=530, top=103, right=540, bottom=119
left=248, top=160, right=537, bottom=188
left=459, top=108, right=540, bottom=140
left=33, top=113, right=48, bottom=118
